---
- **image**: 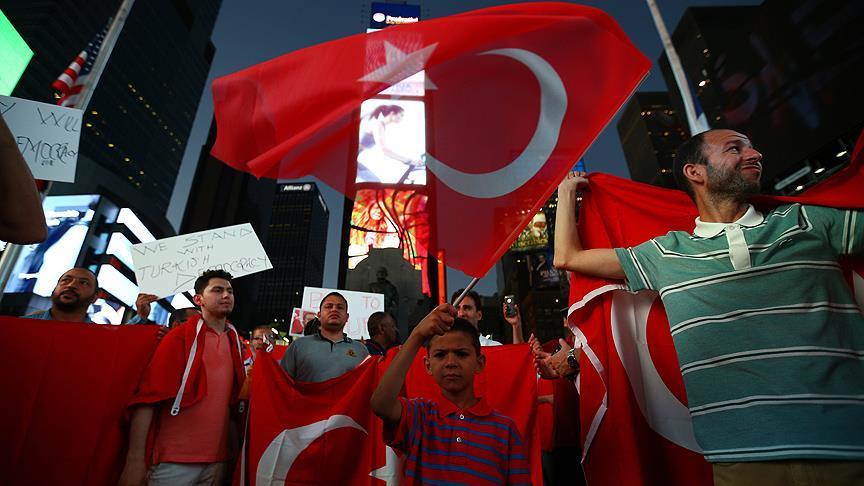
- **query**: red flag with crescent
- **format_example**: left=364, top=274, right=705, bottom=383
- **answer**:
left=241, top=345, right=542, bottom=484
left=210, top=2, right=650, bottom=277
left=568, top=130, right=864, bottom=485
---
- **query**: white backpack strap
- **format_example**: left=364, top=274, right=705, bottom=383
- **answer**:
left=170, top=319, right=204, bottom=416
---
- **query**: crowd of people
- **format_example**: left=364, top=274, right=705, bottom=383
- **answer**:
left=5, top=110, right=864, bottom=484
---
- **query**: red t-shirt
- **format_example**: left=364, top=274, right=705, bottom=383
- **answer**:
left=153, top=327, right=234, bottom=463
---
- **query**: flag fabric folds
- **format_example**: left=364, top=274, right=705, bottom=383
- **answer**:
left=211, top=2, right=650, bottom=277
left=0, top=317, right=159, bottom=485
left=52, top=23, right=110, bottom=108
left=568, top=130, right=864, bottom=486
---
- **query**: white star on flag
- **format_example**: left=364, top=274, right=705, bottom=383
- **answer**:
left=369, top=446, right=404, bottom=485
left=358, top=41, right=438, bottom=90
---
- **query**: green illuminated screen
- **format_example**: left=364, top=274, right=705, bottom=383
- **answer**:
left=0, top=10, right=33, bottom=96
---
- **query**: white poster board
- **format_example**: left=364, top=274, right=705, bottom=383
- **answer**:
left=131, top=223, right=272, bottom=298
left=301, top=286, right=384, bottom=340
left=0, top=95, right=82, bottom=182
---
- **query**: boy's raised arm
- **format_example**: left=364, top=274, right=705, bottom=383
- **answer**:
left=371, top=304, right=455, bottom=424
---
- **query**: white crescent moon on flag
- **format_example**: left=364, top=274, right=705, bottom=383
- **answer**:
left=256, top=414, right=367, bottom=485
left=423, top=48, right=568, bottom=199
left=610, top=291, right=702, bottom=452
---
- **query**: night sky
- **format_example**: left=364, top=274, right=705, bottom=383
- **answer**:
left=166, top=0, right=761, bottom=295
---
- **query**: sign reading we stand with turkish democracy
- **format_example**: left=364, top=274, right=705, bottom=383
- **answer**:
left=130, top=223, right=272, bottom=298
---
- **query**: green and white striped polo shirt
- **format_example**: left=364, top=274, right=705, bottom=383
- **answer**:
left=615, top=203, right=864, bottom=462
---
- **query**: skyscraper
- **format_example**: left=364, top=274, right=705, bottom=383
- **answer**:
left=617, top=92, right=689, bottom=189
left=658, top=1, right=862, bottom=194
left=182, top=119, right=276, bottom=329
left=256, top=183, right=329, bottom=326
left=3, top=0, right=221, bottom=232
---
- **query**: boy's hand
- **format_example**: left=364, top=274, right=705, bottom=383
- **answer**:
left=411, top=304, right=456, bottom=340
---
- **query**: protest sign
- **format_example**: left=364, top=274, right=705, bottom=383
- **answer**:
left=131, top=223, right=272, bottom=298
left=289, top=307, right=317, bottom=337
left=1, top=94, right=82, bottom=182
left=301, top=287, right=384, bottom=339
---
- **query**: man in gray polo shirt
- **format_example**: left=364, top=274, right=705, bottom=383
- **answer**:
left=554, top=129, right=864, bottom=485
left=280, top=291, right=369, bottom=382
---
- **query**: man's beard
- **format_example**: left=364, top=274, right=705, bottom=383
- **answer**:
left=706, top=163, right=760, bottom=202
left=51, top=291, right=89, bottom=312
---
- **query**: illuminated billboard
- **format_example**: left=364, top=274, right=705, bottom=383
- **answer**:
left=510, top=210, right=549, bottom=251
left=4, top=195, right=99, bottom=295
left=0, top=10, right=33, bottom=96
left=348, top=188, right=429, bottom=272
left=356, top=99, right=426, bottom=185
left=369, top=2, right=420, bottom=29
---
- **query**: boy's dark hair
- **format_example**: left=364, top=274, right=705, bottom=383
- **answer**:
left=450, top=289, right=481, bottom=310
left=321, top=291, right=348, bottom=310
left=367, top=311, right=392, bottom=337
left=672, top=131, right=711, bottom=200
left=425, top=318, right=481, bottom=355
left=194, top=269, right=234, bottom=294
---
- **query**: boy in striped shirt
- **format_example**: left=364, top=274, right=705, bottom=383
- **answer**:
left=372, top=304, right=531, bottom=485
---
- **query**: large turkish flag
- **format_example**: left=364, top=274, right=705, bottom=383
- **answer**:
left=568, top=130, right=864, bottom=486
left=211, top=2, right=650, bottom=277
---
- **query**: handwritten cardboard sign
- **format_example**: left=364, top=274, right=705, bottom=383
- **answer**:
left=0, top=95, right=82, bottom=183
left=131, top=223, right=272, bottom=298
left=301, top=286, right=384, bottom=340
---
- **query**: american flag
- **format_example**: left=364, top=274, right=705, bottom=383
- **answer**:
left=52, top=23, right=110, bottom=108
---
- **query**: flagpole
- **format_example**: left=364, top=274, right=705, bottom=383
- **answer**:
left=76, top=0, right=136, bottom=111
left=452, top=277, right=480, bottom=307
left=645, top=0, right=708, bottom=135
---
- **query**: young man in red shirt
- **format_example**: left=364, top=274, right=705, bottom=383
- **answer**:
left=119, top=270, right=246, bottom=486
left=371, top=304, right=531, bottom=485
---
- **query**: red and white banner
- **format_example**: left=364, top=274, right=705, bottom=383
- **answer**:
left=569, top=130, right=864, bottom=485
left=241, top=344, right=541, bottom=485
left=211, top=2, right=650, bottom=277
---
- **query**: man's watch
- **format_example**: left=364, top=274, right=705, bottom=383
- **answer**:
left=566, top=348, right=579, bottom=373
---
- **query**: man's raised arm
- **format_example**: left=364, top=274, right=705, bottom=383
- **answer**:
left=553, top=172, right=625, bottom=280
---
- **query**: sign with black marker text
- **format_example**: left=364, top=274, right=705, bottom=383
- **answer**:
left=131, top=223, right=272, bottom=298
left=1, top=95, right=81, bottom=183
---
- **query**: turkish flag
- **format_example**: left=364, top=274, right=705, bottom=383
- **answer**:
left=569, top=130, right=864, bottom=486
left=0, top=318, right=159, bottom=485
left=244, top=354, right=385, bottom=485
left=242, top=344, right=542, bottom=485
left=211, top=2, right=650, bottom=277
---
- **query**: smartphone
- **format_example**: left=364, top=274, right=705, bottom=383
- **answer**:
left=504, top=295, right=517, bottom=317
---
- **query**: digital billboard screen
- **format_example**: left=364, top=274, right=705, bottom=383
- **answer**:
left=4, top=195, right=99, bottom=295
left=356, top=99, right=426, bottom=185
left=347, top=188, right=429, bottom=272
left=510, top=210, right=549, bottom=252
left=369, top=2, right=420, bottom=29
left=0, top=10, right=32, bottom=96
